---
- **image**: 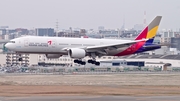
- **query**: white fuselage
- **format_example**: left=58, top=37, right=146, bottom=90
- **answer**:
left=5, top=36, right=134, bottom=56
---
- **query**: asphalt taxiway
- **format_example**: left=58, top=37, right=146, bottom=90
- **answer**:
left=0, top=96, right=180, bottom=101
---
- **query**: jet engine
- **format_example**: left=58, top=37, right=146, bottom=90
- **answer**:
left=45, top=54, right=62, bottom=58
left=68, top=48, right=86, bottom=58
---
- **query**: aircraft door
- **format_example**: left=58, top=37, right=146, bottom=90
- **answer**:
left=24, top=40, right=28, bottom=47
left=51, top=40, right=56, bottom=48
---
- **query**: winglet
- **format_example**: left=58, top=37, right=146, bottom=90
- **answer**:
left=135, top=16, right=162, bottom=43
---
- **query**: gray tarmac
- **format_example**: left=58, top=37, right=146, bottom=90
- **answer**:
left=0, top=96, right=180, bottom=101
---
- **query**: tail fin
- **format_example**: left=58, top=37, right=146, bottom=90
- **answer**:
left=135, top=16, right=162, bottom=43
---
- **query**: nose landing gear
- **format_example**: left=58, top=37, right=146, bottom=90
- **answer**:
left=18, top=54, right=23, bottom=61
left=18, top=58, right=23, bottom=61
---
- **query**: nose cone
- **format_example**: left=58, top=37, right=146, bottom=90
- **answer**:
left=5, top=43, right=14, bottom=50
left=5, top=43, right=10, bottom=49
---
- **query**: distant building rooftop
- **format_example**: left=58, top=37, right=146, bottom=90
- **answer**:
left=0, top=40, right=9, bottom=43
left=115, top=54, right=180, bottom=60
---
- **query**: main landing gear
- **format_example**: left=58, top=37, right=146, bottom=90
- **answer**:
left=74, top=59, right=86, bottom=65
left=87, top=59, right=100, bottom=66
left=74, top=59, right=100, bottom=66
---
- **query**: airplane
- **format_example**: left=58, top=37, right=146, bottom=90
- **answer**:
left=5, top=16, right=162, bottom=66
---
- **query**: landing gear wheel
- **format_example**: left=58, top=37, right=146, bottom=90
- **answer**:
left=81, top=61, right=86, bottom=65
left=88, top=59, right=100, bottom=66
left=87, top=59, right=93, bottom=63
left=95, top=62, right=100, bottom=66
left=74, top=59, right=86, bottom=65
left=18, top=58, right=23, bottom=61
left=74, top=59, right=79, bottom=63
left=91, top=60, right=96, bottom=64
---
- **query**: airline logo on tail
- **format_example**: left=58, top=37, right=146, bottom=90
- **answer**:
left=115, top=16, right=162, bottom=56
left=135, top=16, right=162, bottom=41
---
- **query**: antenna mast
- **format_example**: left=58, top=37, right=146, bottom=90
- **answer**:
left=56, top=19, right=59, bottom=37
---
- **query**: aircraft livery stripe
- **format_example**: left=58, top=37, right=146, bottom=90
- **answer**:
left=114, top=16, right=162, bottom=56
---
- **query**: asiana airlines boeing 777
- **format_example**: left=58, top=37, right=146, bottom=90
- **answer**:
left=5, top=16, right=162, bottom=65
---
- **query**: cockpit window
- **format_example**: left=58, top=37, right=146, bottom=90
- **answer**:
left=9, top=41, right=15, bottom=43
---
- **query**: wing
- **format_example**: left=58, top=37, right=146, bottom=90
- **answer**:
left=62, top=39, right=148, bottom=56
left=85, top=39, right=148, bottom=52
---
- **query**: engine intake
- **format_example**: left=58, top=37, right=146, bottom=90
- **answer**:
left=68, top=48, right=86, bottom=58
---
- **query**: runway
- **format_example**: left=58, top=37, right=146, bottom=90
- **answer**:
left=1, top=96, right=180, bottom=101
left=0, top=73, right=180, bottom=100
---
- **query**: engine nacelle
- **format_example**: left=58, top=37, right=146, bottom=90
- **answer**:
left=45, top=54, right=62, bottom=58
left=68, top=48, right=86, bottom=58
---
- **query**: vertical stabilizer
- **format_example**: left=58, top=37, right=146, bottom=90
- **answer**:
left=135, top=16, right=162, bottom=43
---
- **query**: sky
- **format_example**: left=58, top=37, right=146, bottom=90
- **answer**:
left=0, top=0, right=180, bottom=30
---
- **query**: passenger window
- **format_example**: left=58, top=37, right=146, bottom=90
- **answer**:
left=10, top=41, right=15, bottom=43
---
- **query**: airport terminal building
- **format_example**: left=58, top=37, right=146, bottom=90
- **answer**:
left=0, top=52, right=179, bottom=69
